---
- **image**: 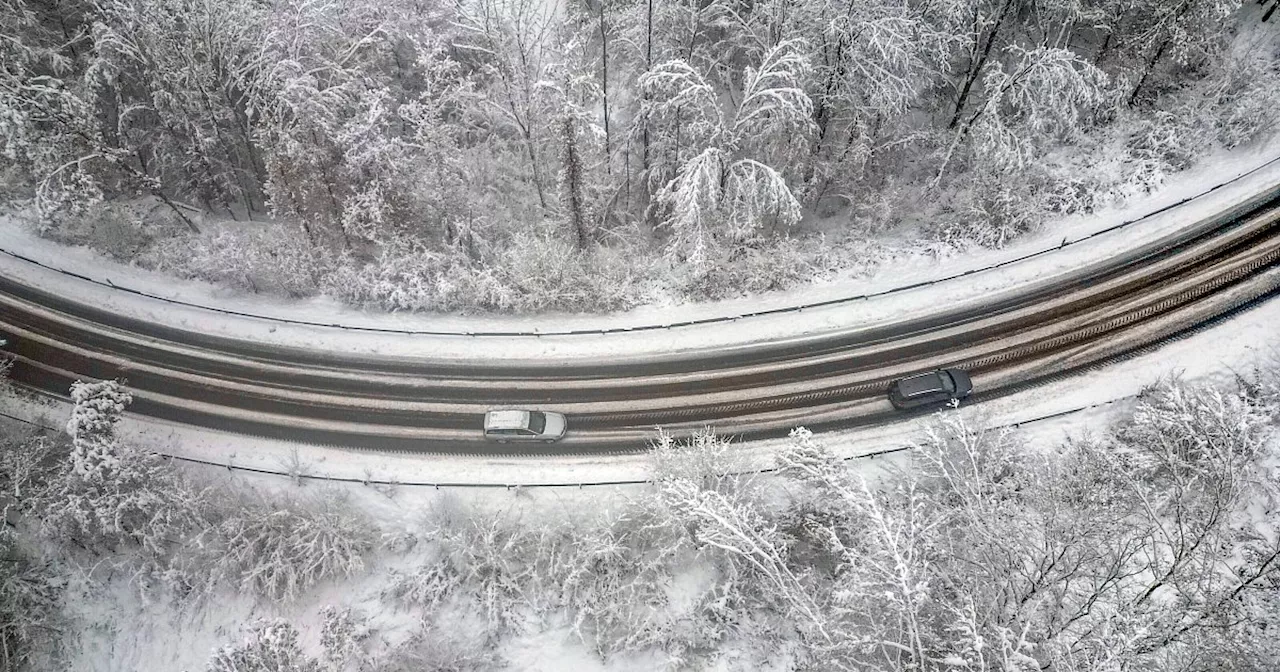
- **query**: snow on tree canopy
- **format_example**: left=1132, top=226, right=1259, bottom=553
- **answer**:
left=66, top=379, right=132, bottom=484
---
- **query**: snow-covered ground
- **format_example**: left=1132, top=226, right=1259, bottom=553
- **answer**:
left=3, top=140, right=1280, bottom=361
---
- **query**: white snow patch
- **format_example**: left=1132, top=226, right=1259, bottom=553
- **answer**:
left=500, top=626, right=613, bottom=672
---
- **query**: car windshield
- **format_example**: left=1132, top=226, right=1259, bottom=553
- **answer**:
left=528, top=411, right=547, bottom=434
left=941, top=372, right=956, bottom=393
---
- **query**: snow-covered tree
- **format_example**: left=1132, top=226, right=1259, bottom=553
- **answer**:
left=454, top=0, right=565, bottom=212
left=90, top=0, right=270, bottom=215
left=1121, top=0, right=1243, bottom=105
left=769, top=376, right=1280, bottom=670
left=65, top=379, right=132, bottom=483
left=650, top=430, right=833, bottom=647
left=936, top=45, right=1109, bottom=184
left=42, top=380, right=201, bottom=559
left=206, top=619, right=320, bottom=672
left=196, top=491, right=376, bottom=602
left=638, top=39, right=813, bottom=265
left=802, top=0, right=951, bottom=200
left=0, top=523, right=64, bottom=672
left=655, top=473, right=831, bottom=641
left=0, top=0, right=228, bottom=230
left=2, top=0, right=1271, bottom=310
left=541, top=66, right=608, bottom=249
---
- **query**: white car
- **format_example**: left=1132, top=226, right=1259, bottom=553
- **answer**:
left=483, top=410, right=568, bottom=443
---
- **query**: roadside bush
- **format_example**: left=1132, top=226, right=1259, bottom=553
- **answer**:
left=414, top=503, right=572, bottom=630
left=1127, top=110, right=1204, bottom=180
left=561, top=512, right=697, bottom=657
left=961, top=177, right=1042, bottom=249
left=32, top=199, right=189, bottom=261
left=650, top=431, right=825, bottom=657
left=140, top=224, right=332, bottom=298
left=0, top=432, right=66, bottom=516
left=318, top=606, right=371, bottom=672
left=194, top=490, right=376, bottom=602
left=1209, top=72, right=1280, bottom=150
left=325, top=244, right=511, bottom=314
left=494, top=229, right=648, bottom=313
left=1117, top=376, right=1271, bottom=475
left=365, top=617, right=496, bottom=672
left=1033, top=165, right=1103, bottom=218
left=650, top=429, right=746, bottom=495
left=386, top=485, right=745, bottom=663
left=381, top=431, right=796, bottom=665
left=210, top=608, right=497, bottom=672
left=1240, top=348, right=1280, bottom=418
left=206, top=619, right=320, bottom=672
left=0, top=526, right=65, bottom=672
left=678, top=236, right=836, bottom=300
left=328, top=233, right=652, bottom=314
left=1122, top=29, right=1280, bottom=199
left=931, top=158, right=1108, bottom=251
left=1194, top=26, right=1280, bottom=150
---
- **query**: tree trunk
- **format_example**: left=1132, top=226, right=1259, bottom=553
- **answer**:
left=813, top=29, right=847, bottom=146
left=502, top=89, right=547, bottom=209
left=599, top=0, right=611, bottom=169
left=523, top=124, right=548, bottom=209
left=642, top=0, right=653, bottom=171
left=948, top=0, right=1015, bottom=130
left=1128, top=39, right=1169, bottom=107
left=1093, top=31, right=1112, bottom=67
left=1129, top=0, right=1194, bottom=106
left=561, top=115, right=588, bottom=249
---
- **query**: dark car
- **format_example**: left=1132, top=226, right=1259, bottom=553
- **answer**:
left=888, top=369, right=974, bottom=410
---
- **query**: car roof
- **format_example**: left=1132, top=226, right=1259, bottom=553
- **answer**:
left=897, top=372, right=945, bottom=397
left=485, top=410, right=530, bottom=430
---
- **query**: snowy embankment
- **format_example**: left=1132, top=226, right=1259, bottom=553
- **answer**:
left=2, top=141, right=1280, bottom=362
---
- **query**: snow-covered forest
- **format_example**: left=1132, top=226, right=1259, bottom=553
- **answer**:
left=2, top=0, right=1278, bottom=312
left=3, top=362, right=1280, bottom=670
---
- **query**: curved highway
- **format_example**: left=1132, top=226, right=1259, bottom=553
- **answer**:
left=2, top=184, right=1280, bottom=452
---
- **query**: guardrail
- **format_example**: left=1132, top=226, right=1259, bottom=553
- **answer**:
left=0, top=398, right=1128, bottom=489
left=3, top=154, right=1279, bottom=338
